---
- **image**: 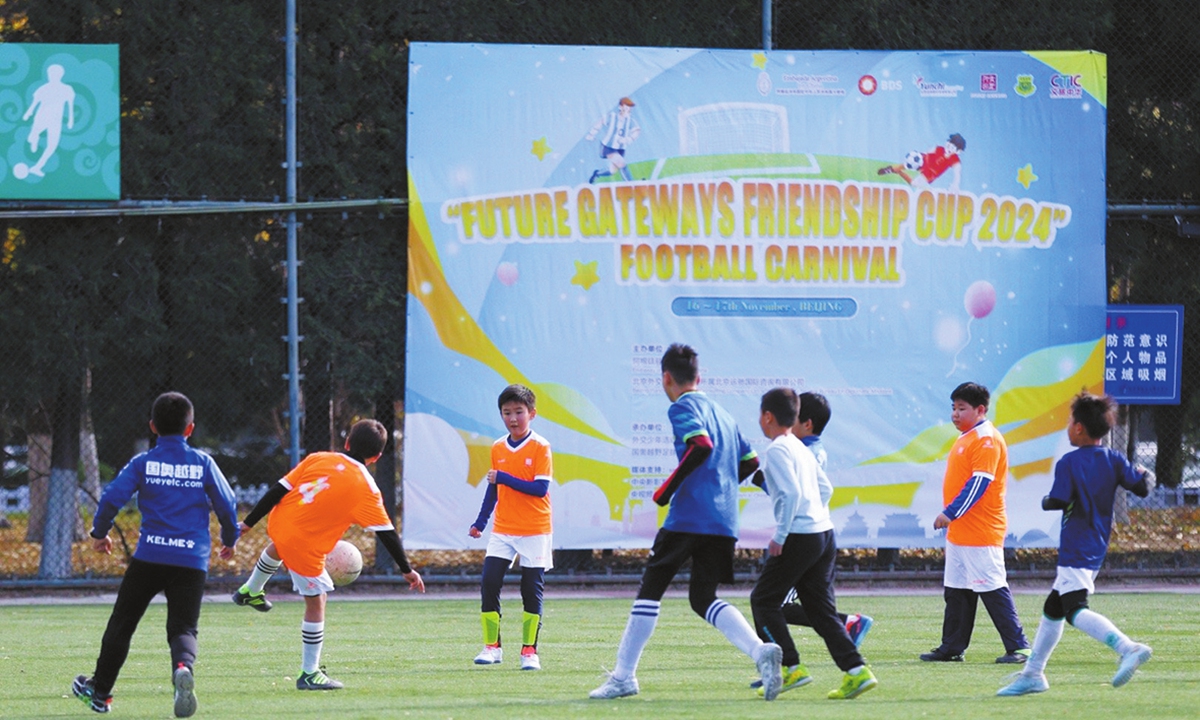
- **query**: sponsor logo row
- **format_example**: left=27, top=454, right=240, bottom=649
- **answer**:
left=759, top=71, right=1085, bottom=100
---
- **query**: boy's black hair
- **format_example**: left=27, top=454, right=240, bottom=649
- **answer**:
left=948, top=133, right=966, bottom=151
left=1071, top=392, right=1116, bottom=440
left=151, top=392, right=193, bottom=436
left=950, top=381, right=990, bottom=410
left=498, top=383, right=536, bottom=411
left=797, top=391, right=832, bottom=435
left=347, top=419, right=388, bottom=460
left=761, top=387, right=799, bottom=427
left=661, top=343, right=699, bottom=385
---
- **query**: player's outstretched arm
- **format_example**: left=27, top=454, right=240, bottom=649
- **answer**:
left=375, top=529, right=424, bottom=593
left=653, top=434, right=713, bottom=506
left=242, top=480, right=289, bottom=528
left=1130, top=467, right=1156, bottom=498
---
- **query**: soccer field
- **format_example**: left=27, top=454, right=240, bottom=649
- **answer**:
left=3, top=591, right=1197, bottom=719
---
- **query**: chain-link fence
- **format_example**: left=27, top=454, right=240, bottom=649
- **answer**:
left=1, top=1, right=1198, bottom=583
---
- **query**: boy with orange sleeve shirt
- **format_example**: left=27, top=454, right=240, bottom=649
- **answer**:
left=469, top=384, right=554, bottom=671
left=232, top=419, right=424, bottom=690
left=922, top=382, right=1030, bottom=664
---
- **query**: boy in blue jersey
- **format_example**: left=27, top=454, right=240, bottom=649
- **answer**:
left=997, top=392, right=1155, bottom=697
left=749, top=388, right=877, bottom=700
left=72, top=392, right=239, bottom=717
left=590, top=344, right=784, bottom=701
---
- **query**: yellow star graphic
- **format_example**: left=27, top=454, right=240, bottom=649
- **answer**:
left=1016, top=163, right=1039, bottom=189
left=751, top=52, right=767, bottom=69
left=531, top=136, right=552, bottom=161
left=571, top=259, right=600, bottom=290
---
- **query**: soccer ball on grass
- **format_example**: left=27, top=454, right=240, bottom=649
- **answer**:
left=325, top=540, right=363, bottom=587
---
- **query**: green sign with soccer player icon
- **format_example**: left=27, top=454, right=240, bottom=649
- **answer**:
left=0, top=43, right=119, bottom=200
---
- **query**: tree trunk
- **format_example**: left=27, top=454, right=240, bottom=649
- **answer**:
left=23, top=405, right=52, bottom=543
left=78, top=367, right=100, bottom=538
left=39, top=379, right=81, bottom=579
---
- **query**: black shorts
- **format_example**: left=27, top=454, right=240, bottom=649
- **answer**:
left=637, top=528, right=736, bottom=600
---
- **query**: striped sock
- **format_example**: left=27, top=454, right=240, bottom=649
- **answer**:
left=613, top=599, right=659, bottom=681
left=244, top=550, right=282, bottom=594
left=706, top=599, right=761, bottom=658
left=301, top=621, right=324, bottom=673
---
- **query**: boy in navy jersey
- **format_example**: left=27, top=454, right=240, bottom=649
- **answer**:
left=997, top=392, right=1155, bottom=696
left=72, top=392, right=239, bottom=717
left=589, top=344, right=784, bottom=701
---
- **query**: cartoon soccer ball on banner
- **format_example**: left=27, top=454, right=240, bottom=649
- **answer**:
left=903, top=151, right=924, bottom=172
left=325, top=540, right=363, bottom=587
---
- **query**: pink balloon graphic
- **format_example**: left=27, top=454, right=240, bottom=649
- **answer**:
left=964, top=280, right=996, bottom=319
left=496, top=261, right=518, bottom=287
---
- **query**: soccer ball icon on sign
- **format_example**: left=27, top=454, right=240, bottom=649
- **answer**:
left=325, top=540, right=363, bottom=586
left=903, top=151, right=924, bottom=172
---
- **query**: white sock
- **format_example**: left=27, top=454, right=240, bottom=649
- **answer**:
left=706, top=599, right=763, bottom=658
left=1026, top=615, right=1065, bottom=674
left=301, top=621, right=324, bottom=673
left=848, top=665, right=866, bottom=675
left=613, top=599, right=659, bottom=681
left=1072, top=609, right=1135, bottom=655
left=244, top=550, right=282, bottom=594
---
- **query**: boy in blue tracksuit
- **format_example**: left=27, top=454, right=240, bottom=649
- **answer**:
left=72, top=392, right=240, bottom=717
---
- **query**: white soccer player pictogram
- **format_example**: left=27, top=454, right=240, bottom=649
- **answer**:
left=14, top=64, right=76, bottom=180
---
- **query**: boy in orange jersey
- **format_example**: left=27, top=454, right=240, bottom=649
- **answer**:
left=232, top=419, right=425, bottom=690
left=922, top=382, right=1029, bottom=664
left=468, top=384, right=554, bottom=671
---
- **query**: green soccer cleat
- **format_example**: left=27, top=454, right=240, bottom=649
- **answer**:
left=828, top=667, right=877, bottom=700
left=231, top=587, right=272, bottom=612
left=757, top=663, right=812, bottom=697
left=72, top=674, right=112, bottom=714
left=296, top=669, right=344, bottom=690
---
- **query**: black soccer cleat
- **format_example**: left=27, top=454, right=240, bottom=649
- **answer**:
left=72, top=674, right=113, bottom=714
left=919, top=647, right=964, bottom=662
left=232, top=587, right=272, bottom=612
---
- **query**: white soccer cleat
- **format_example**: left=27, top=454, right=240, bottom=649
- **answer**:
left=520, top=649, right=542, bottom=671
left=754, top=642, right=784, bottom=701
left=996, top=671, right=1049, bottom=696
left=589, top=673, right=639, bottom=699
left=473, top=645, right=503, bottom=665
left=1112, top=643, right=1152, bottom=687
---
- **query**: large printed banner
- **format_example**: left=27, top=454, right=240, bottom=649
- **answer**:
left=404, top=44, right=1107, bottom=550
left=0, top=44, right=120, bottom=200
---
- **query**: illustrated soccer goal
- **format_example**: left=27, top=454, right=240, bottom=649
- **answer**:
left=678, top=102, right=790, bottom=156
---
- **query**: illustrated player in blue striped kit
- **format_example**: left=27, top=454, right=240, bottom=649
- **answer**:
left=72, top=392, right=240, bottom=717
left=997, top=392, right=1155, bottom=696
left=586, top=96, right=640, bottom=183
left=589, top=343, right=785, bottom=701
